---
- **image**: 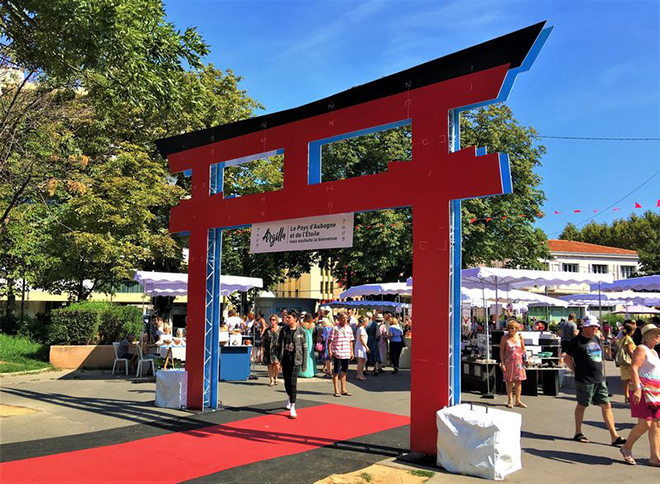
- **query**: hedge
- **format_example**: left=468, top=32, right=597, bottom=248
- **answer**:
left=97, top=304, right=143, bottom=344
left=48, top=302, right=143, bottom=345
left=49, top=306, right=100, bottom=345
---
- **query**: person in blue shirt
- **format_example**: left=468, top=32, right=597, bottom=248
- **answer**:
left=387, top=318, right=405, bottom=373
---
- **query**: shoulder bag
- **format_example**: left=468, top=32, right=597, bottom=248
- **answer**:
left=615, top=340, right=632, bottom=367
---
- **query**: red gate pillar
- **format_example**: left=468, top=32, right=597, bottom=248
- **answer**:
left=411, top=201, right=451, bottom=455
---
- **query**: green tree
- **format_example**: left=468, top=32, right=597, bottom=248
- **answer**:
left=0, top=0, right=208, bottom=232
left=0, top=2, right=269, bottom=304
left=316, top=104, right=548, bottom=287
left=559, top=211, right=660, bottom=275
left=460, top=105, right=548, bottom=269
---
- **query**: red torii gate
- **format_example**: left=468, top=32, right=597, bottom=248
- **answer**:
left=156, top=22, right=550, bottom=455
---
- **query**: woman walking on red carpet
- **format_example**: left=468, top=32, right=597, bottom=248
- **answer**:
left=277, top=309, right=308, bottom=419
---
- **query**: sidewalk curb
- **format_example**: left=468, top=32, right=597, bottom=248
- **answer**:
left=0, top=367, right=56, bottom=378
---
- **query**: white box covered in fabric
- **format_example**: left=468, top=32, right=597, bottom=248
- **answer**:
left=436, top=403, right=522, bottom=480
left=155, top=369, right=188, bottom=409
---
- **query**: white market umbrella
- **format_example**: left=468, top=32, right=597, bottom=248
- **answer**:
left=558, top=292, right=660, bottom=306
left=462, top=287, right=569, bottom=307
left=613, top=304, right=660, bottom=315
left=134, top=271, right=263, bottom=297
left=462, top=267, right=614, bottom=290
left=595, top=275, right=660, bottom=292
left=339, top=282, right=412, bottom=298
left=326, top=300, right=411, bottom=312
left=462, top=267, right=614, bottom=320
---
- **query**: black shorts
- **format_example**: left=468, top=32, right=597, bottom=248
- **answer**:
left=333, top=358, right=349, bottom=374
left=561, top=340, right=571, bottom=353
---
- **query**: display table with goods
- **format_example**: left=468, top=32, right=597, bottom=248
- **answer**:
left=461, top=358, right=497, bottom=395
left=462, top=330, right=562, bottom=396
left=461, top=332, right=497, bottom=395
left=492, top=331, right=562, bottom=396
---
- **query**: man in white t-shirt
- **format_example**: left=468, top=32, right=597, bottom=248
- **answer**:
left=225, top=309, right=244, bottom=332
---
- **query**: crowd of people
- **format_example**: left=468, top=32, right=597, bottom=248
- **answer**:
left=557, top=313, right=660, bottom=467
left=478, top=311, right=660, bottom=467
left=249, top=307, right=411, bottom=419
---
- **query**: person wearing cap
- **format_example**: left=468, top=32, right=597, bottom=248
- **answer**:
left=619, top=322, right=660, bottom=466
left=565, top=315, right=626, bottom=446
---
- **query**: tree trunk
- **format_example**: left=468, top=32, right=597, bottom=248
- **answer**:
left=5, top=278, right=16, bottom=318
left=20, top=277, right=26, bottom=319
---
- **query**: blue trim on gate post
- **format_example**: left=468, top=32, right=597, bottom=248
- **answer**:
left=210, top=228, right=222, bottom=408
left=449, top=110, right=462, bottom=406
left=206, top=163, right=225, bottom=409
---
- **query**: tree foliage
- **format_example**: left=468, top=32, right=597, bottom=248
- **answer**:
left=316, top=104, right=548, bottom=286
left=559, top=211, right=660, bottom=275
left=0, top=1, right=264, bottom=304
left=460, top=105, right=548, bottom=268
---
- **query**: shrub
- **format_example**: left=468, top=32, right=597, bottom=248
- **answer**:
left=49, top=306, right=100, bottom=345
left=48, top=301, right=143, bottom=345
left=16, top=314, right=51, bottom=344
left=0, top=314, right=19, bottom=334
left=98, top=305, right=143, bottom=344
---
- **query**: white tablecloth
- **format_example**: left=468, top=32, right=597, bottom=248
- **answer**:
left=159, top=345, right=186, bottom=361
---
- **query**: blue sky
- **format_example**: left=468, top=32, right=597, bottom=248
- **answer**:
left=164, top=0, right=659, bottom=238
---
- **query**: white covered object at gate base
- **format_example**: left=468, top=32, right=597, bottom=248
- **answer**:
left=155, top=370, right=188, bottom=409
left=436, top=403, right=522, bottom=480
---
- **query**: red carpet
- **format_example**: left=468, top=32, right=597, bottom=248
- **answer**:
left=0, top=404, right=409, bottom=484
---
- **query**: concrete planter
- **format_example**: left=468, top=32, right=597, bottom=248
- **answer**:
left=49, top=345, right=116, bottom=369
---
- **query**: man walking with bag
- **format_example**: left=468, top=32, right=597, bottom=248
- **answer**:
left=565, top=315, right=626, bottom=446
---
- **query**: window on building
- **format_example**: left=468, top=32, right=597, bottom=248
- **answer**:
left=562, top=263, right=579, bottom=273
left=621, top=266, right=636, bottom=279
left=591, top=264, right=608, bottom=274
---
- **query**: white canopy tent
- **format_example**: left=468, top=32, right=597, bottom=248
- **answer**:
left=593, top=275, right=660, bottom=292
left=326, top=300, right=411, bottom=312
left=613, top=304, right=660, bottom=315
left=339, top=282, right=412, bottom=298
left=461, top=287, right=569, bottom=308
left=558, top=292, right=660, bottom=307
left=461, top=267, right=614, bottom=290
left=134, top=271, right=263, bottom=297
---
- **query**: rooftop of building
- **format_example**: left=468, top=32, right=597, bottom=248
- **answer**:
left=548, top=239, right=638, bottom=256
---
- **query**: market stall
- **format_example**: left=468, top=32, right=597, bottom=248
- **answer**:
left=134, top=271, right=263, bottom=382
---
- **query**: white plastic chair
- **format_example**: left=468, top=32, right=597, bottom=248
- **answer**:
left=112, top=342, right=129, bottom=375
left=136, top=343, right=155, bottom=378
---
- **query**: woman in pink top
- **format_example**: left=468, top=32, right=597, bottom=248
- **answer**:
left=620, top=323, right=660, bottom=466
left=500, top=319, right=527, bottom=408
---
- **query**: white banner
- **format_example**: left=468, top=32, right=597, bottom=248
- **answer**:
left=250, top=213, right=354, bottom=254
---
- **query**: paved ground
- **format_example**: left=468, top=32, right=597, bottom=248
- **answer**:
left=0, top=361, right=657, bottom=482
